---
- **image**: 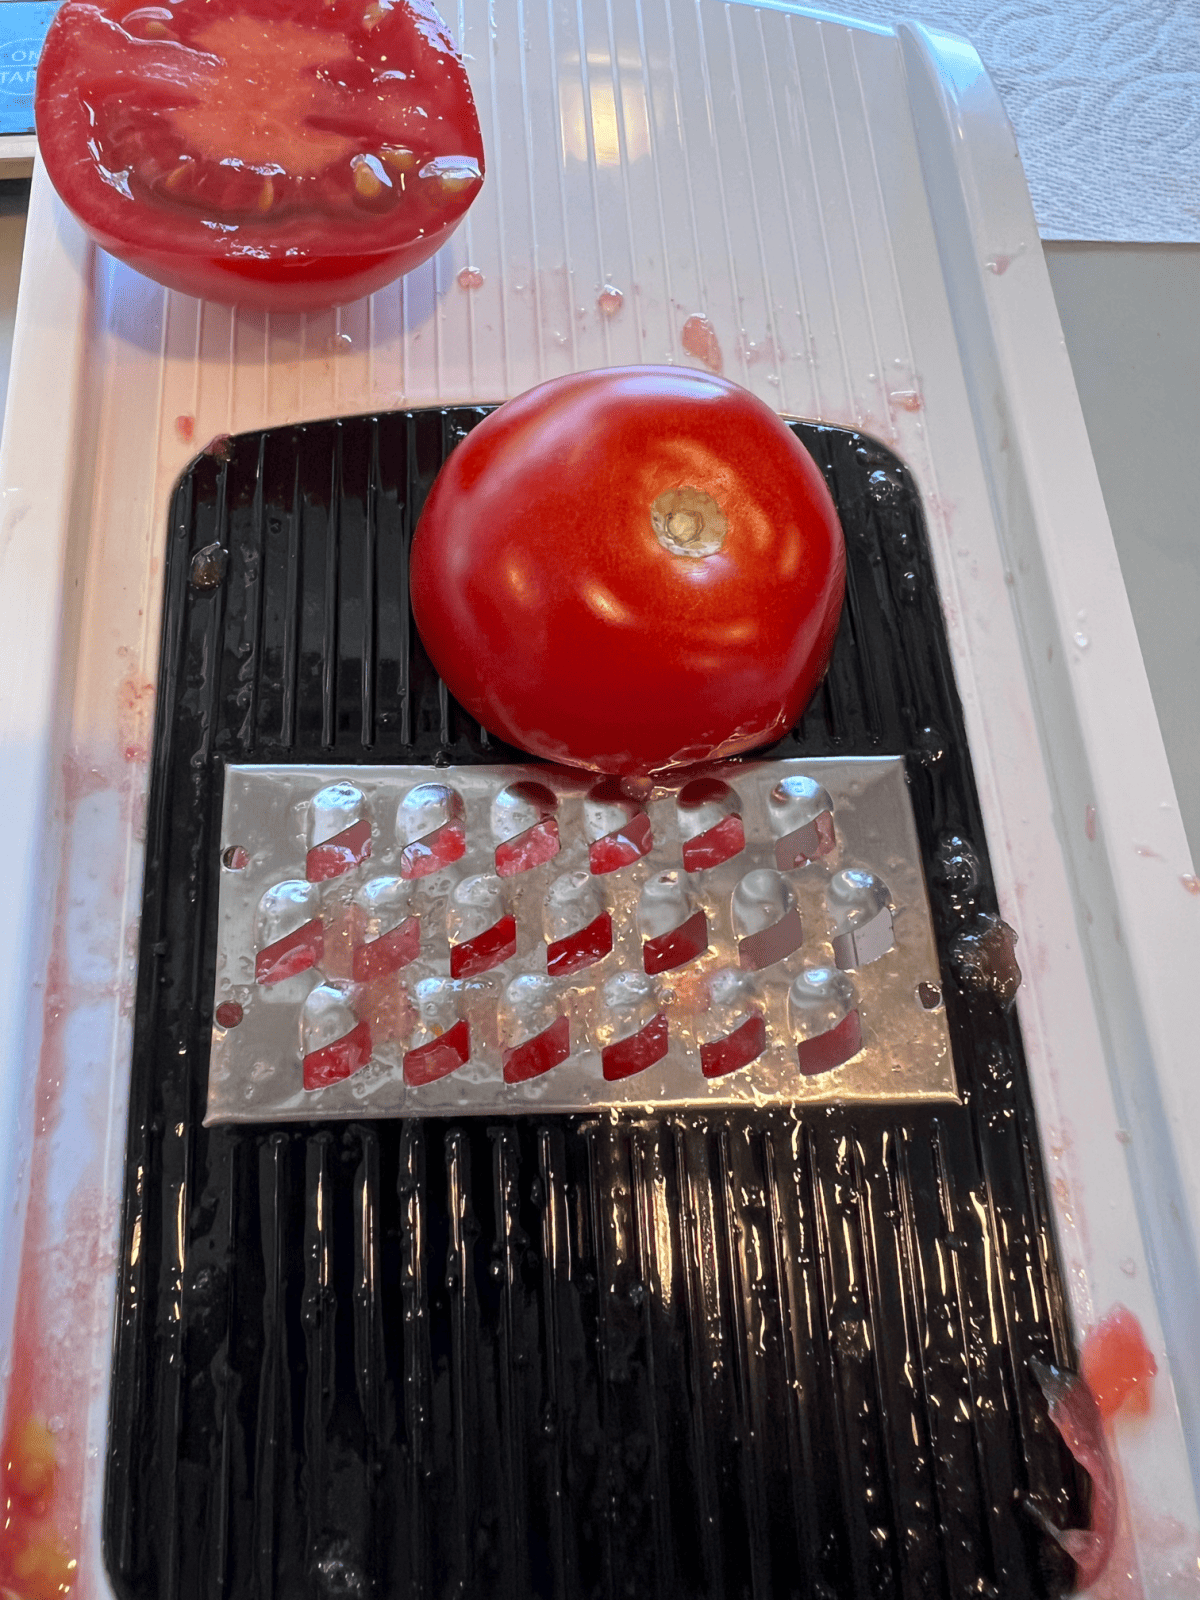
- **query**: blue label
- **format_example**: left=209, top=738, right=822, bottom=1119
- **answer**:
left=0, top=3, right=61, bottom=136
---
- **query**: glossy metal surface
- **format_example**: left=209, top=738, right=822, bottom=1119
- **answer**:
left=208, top=756, right=954, bottom=1120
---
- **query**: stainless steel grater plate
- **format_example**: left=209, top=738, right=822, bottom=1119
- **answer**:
left=207, top=755, right=955, bottom=1121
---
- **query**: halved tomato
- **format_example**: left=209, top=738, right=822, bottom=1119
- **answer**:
left=35, top=0, right=484, bottom=310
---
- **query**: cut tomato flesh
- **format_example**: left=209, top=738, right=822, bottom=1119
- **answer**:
left=495, top=819, right=561, bottom=877
left=352, top=914, right=421, bottom=983
left=404, top=1018, right=469, bottom=1087
left=589, top=813, right=653, bottom=875
left=503, top=1015, right=570, bottom=1085
left=255, top=917, right=324, bottom=985
left=449, top=915, right=517, bottom=980
left=1080, top=1304, right=1157, bottom=1419
left=169, top=16, right=359, bottom=179
left=303, top=1018, right=372, bottom=1091
left=682, top=813, right=745, bottom=873
left=700, top=1013, right=767, bottom=1079
left=35, top=0, right=486, bottom=309
left=546, top=911, right=613, bottom=977
left=797, top=1010, right=862, bottom=1075
left=602, top=1013, right=669, bottom=1081
left=642, top=908, right=708, bottom=975
left=306, top=817, right=372, bottom=882
left=401, top=822, right=467, bottom=880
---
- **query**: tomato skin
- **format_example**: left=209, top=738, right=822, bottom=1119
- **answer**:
left=410, top=367, right=847, bottom=777
left=34, top=0, right=484, bottom=311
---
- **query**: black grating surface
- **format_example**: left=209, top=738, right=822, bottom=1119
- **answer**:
left=107, top=411, right=1084, bottom=1600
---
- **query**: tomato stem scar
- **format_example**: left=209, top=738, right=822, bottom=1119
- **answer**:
left=651, top=486, right=727, bottom=557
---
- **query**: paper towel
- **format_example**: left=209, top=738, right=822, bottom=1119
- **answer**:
left=752, top=0, right=1200, bottom=243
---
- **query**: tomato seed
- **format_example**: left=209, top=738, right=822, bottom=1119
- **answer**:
left=164, top=162, right=190, bottom=190
left=381, top=144, right=416, bottom=173
left=352, top=154, right=389, bottom=199
left=120, top=4, right=173, bottom=32
left=257, top=177, right=274, bottom=212
left=420, top=155, right=481, bottom=196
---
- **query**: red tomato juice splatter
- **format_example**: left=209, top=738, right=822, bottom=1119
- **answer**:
left=2, top=752, right=142, bottom=1598
left=2, top=976, right=84, bottom=1599
left=681, top=313, right=722, bottom=373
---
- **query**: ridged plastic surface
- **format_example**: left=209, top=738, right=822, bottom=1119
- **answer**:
left=105, top=411, right=1080, bottom=1600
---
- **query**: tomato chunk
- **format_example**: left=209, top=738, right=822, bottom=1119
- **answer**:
left=700, top=1013, right=767, bottom=1080
left=449, top=914, right=517, bottom=979
left=503, top=1015, right=570, bottom=1084
left=352, top=915, right=421, bottom=983
left=303, top=1018, right=372, bottom=1090
left=1080, top=1304, right=1157, bottom=1419
left=35, top=0, right=485, bottom=310
left=404, top=1018, right=469, bottom=1086
left=255, top=917, right=324, bottom=986
left=602, top=1013, right=669, bottom=1081
left=796, top=1010, right=862, bottom=1075
left=546, top=911, right=613, bottom=977
left=682, top=813, right=746, bottom=873
left=642, top=908, right=708, bottom=976
left=306, top=817, right=373, bottom=883
left=495, top=819, right=561, bottom=877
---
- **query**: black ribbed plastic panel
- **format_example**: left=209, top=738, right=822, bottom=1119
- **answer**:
left=106, top=410, right=1083, bottom=1600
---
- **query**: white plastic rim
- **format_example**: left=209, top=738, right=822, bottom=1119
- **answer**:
left=0, top=3, right=1196, bottom=1593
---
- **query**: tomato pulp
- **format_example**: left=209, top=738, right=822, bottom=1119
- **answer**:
left=35, top=0, right=484, bottom=311
left=410, top=367, right=847, bottom=777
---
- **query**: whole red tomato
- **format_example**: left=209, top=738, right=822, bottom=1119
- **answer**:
left=35, top=0, right=484, bottom=311
left=410, top=367, right=846, bottom=777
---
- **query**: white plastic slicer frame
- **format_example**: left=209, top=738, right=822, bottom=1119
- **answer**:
left=1, top=3, right=1197, bottom=1592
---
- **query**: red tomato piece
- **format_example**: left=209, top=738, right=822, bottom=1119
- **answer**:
left=410, top=367, right=846, bottom=777
left=642, top=908, right=708, bottom=975
left=503, top=1014, right=570, bottom=1084
left=589, top=812, right=653, bottom=875
left=700, top=1013, right=767, bottom=1079
left=602, top=1013, right=669, bottom=1081
left=1030, top=1361, right=1117, bottom=1591
left=797, top=1009, right=862, bottom=1075
left=682, top=813, right=746, bottom=873
left=8, top=1534, right=76, bottom=1600
left=5, top=1418, right=57, bottom=1505
left=303, top=1018, right=372, bottom=1090
left=352, top=914, right=421, bottom=983
left=404, top=1017, right=469, bottom=1086
left=401, top=821, right=467, bottom=880
left=255, top=917, right=323, bottom=985
left=546, top=910, right=613, bottom=977
left=449, top=914, right=517, bottom=979
left=1080, top=1305, right=1158, bottom=1420
left=495, top=819, right=561, bottom=877
left=775, top=811, right=836, bottom=871
left=35, top=0, right=485, bottom=311
left=306, top=817, right=372, bottom=882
